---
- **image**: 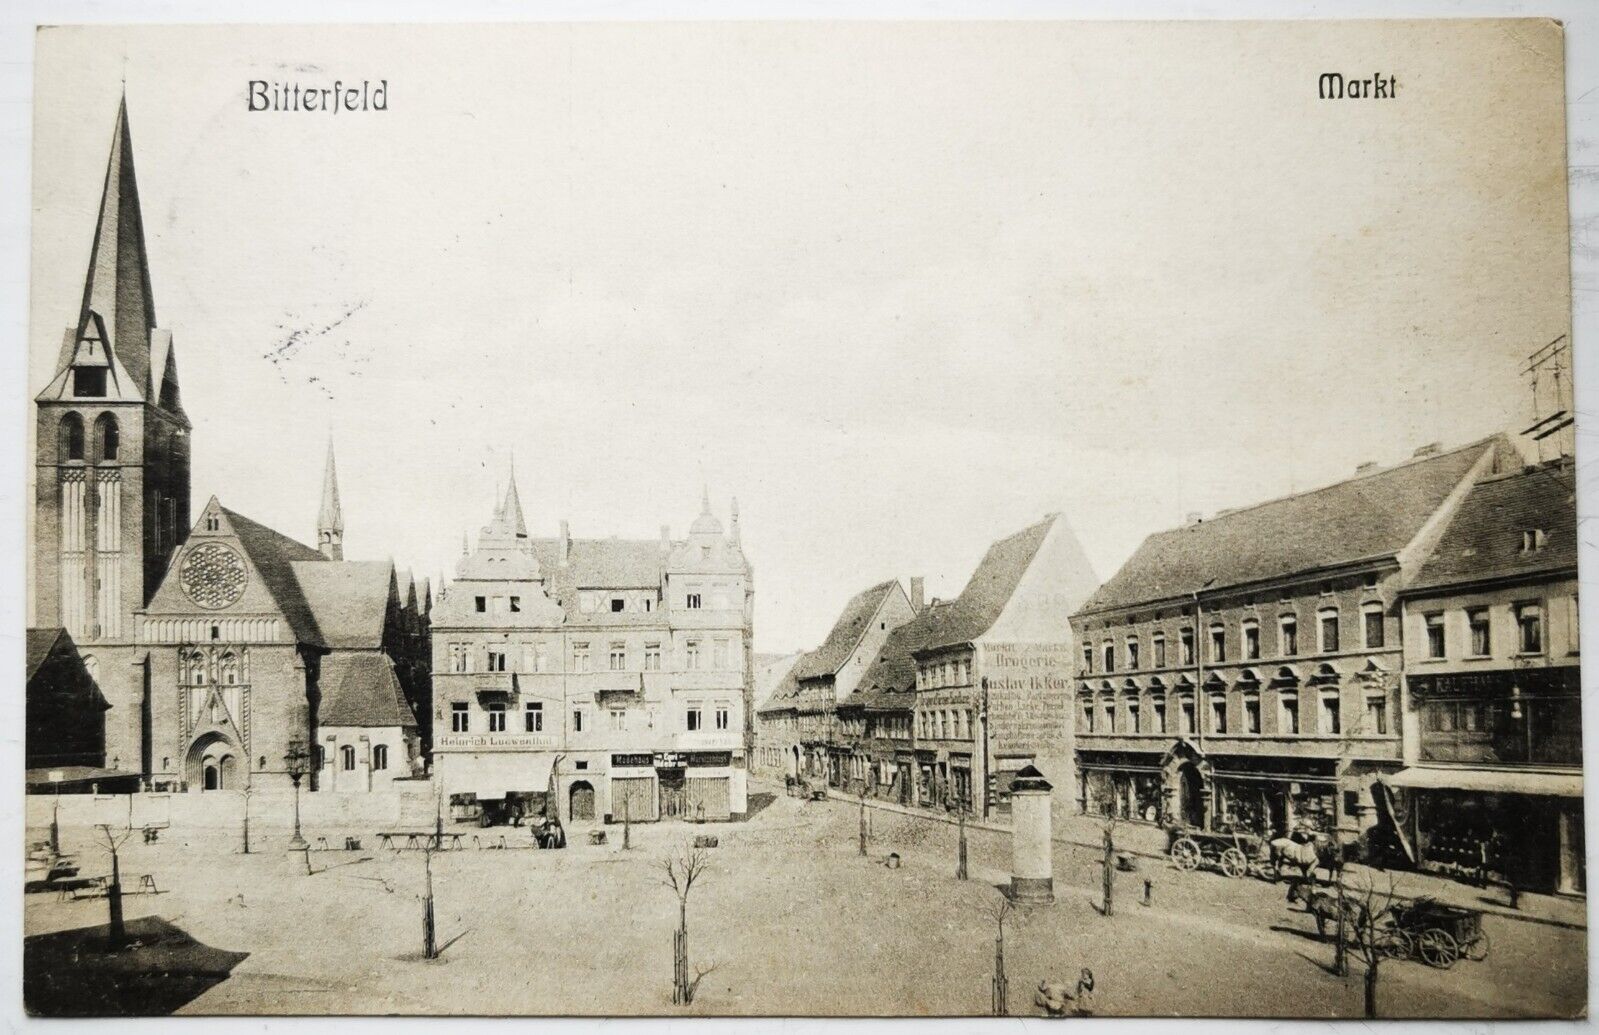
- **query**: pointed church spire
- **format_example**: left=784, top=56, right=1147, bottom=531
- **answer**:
left=318, top=439, right=344, bottom=560
left=74, top=94, right=157, bottom=399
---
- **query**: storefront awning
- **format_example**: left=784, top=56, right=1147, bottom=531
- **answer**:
left=1385, top=766, right=1584, bottom=799
left=473, top=753, right=555, bottom=801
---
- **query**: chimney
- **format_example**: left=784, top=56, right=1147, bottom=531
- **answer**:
left=1413, top=442, right=1442, bottom=458
left=909, top=577, right=925, bottom=613
left=1355, top=460, right=1378, bottom=474
left=1185, top=512, right=1203, bottom=526
left=660, top=524, right=671, bottom=554
left=558, top=520, right=570, bottom=565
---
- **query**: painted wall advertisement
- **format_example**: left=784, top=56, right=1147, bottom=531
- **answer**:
left=982, top=642, right=1074, bottom=757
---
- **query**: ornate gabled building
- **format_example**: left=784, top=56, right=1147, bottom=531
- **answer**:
left=30, top=97, right=192, bottom=777
left=430, top=475, right=755, bottom=823
left=138, top=445, right=430, bottom=792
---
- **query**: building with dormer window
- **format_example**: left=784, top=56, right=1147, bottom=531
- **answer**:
left=430, top=478, right=754, bottom=823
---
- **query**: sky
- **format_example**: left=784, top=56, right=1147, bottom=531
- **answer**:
left=26, top=20, right=1571, bottom=653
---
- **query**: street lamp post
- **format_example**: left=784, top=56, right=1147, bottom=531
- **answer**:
left=284, top=740, right=311, bottom=852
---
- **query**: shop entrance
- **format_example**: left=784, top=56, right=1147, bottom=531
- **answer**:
left=1177, top=762, right=1206, bottom=829
left=569, top=781, right=595, bottom=822
left=659, top=768, right=688, bottom=819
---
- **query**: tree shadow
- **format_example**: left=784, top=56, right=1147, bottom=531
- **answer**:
left=437, top=929, right=471, bottom=957
left=745, top=792, right=777, bottom=820
left=25, top=915, right=249, bottom=1017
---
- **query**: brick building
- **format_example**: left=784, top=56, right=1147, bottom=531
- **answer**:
left=30, top=98, right=191, bottom=777
left=430, top=478, right=755, bottom=823
left=1394, top=457, right=1583, bottom=894
left=139, top=446, right=430, bottom=792
left=1070, top=436, right=1520, bottom=847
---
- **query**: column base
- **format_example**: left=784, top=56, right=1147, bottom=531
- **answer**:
left=1010, top=876, right=1054, bottom=904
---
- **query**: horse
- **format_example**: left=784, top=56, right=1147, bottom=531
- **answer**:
left=1287, top=880, right=1367, bottom=942
left=1269, top=833, right=1344, bottom=884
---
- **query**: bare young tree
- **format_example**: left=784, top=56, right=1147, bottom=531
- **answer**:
left=660, top=842, right=716, bottom=1005
left=1346, top=873, right=1403, bottom=1019
left=239, top=784, right=253, bottom=855
left=1100, top=813, right=1119, bottom=917
left=980, top=889, right=1017, bottom=1016
left=93, top=823, right=133, bottom=948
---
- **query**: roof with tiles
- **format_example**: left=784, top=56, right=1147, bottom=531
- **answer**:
left=318, top=652, right=418, bottom=728
left=221, top=508, right=328, bottom=644
left=790, top=580, right=902, bottom=682
left=292, top=561, right=396, bottom=649
left=1406, top=459, right=1577, bottom=593
left=1078, top=436, right=1514, bottom=615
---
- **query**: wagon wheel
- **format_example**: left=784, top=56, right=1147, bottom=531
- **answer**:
left=1418, top=928, right=1460, bottom=969
left=1170, top=837, right=1202, bottom=871
left=1462, top=930, right=1490, bottom=962
left=1219, top=847, right=1248, bottom=879
left=1374, top=926, right=1413, bottom=961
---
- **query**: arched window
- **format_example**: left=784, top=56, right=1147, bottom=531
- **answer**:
left=373, top=744, right=389, bottom=771
left=95, top=413, right=119, bottom=462
left=220, top=652, right=238, bottom=685
left=59, top=413, right=84, bottom=461
left=341, top=745, right=356, bottom=771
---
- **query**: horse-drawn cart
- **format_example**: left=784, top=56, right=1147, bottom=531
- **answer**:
left=1376, top=898, right=1489, bottom=969
left=1168, top=827, right=1273, bottom=880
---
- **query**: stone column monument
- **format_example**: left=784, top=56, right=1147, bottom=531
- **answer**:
left=1009, top=764, right=1054, bottom=904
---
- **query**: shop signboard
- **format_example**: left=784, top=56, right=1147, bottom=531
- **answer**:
left=982, top=642, right=1074, bottom=756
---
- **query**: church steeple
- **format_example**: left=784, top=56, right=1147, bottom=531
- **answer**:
left=501, top=464, right=529, bottom=539
left=318, top=439, right=344, bottom=560
left=75, top=93, right=157, bottom=398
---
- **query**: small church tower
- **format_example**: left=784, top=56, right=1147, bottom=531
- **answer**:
left=318, top=439, right=344, bottom=561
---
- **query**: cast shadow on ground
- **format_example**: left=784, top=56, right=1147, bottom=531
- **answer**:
left=24, top=914, right=249, bottom=1017
left=745, top=792, right=777, bottom=820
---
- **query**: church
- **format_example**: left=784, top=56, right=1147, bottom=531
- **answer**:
left=29, top=98, right=431, bottom=793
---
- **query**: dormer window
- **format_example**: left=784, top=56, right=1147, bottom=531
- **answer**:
left=73, top=367, right=107, bottom=398
left=1522, top=529, right=1548, bottom=552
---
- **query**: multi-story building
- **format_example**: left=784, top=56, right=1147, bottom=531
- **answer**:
left=1070, top=436, right=1520, bottom=846
left=430, top=479, right=755, bottom=823
left=30, top=99, right=192, bottom=778
left=750, top=651, right=805, bottom=776
left=843, top=514, right=1097, bottom=819
left=788, top=580, right=916, bottom=786
left=138, top=448, right=430, bottom=792
left=1394, top=457, right=1582, bottom=894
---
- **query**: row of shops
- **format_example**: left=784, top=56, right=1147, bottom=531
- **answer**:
left=437, top=748, right=746, bottom=824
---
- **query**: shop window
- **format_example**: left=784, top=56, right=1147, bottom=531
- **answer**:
left=1243, top=620, right=1260, bottom=660
left=373, top=744, right=389, bottom=771
left=487, top=702, right=506, bottom=732
left=525, top=701, right=543, bottom=732
left=1280, top=615, right=1298, bottom=656
left=341, top=745, right=356, bottom=771
left=451, top=702, right=469, bottom=733
left=1467, top=609, right=1491, bottom=657
left=1319, top=692, right=1341, bottom=735
left=1517, top=603, right=1543, bottom=654
left=1422, top=612, right=1445, bottom=658
left=1363, top=604, right=1385, bottom=649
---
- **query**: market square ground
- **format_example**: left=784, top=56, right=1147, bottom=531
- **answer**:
left=24, top=780, right=1586, bottom=1017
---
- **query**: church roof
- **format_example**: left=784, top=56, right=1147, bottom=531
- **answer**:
left=291, top=561, right=396, bottom=648
left=26, top=628, right=68, bottom=682
left=1078, top=436, right=1512, bottom=614
left=222, top=508, right=328, bottom=644
left=318, top=652, right=417, bottom=728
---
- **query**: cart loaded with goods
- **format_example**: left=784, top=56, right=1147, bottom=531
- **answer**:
left=1167, top=826, right=1276, bottom=880
left=1374, top=897, right=1489, bottom=969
